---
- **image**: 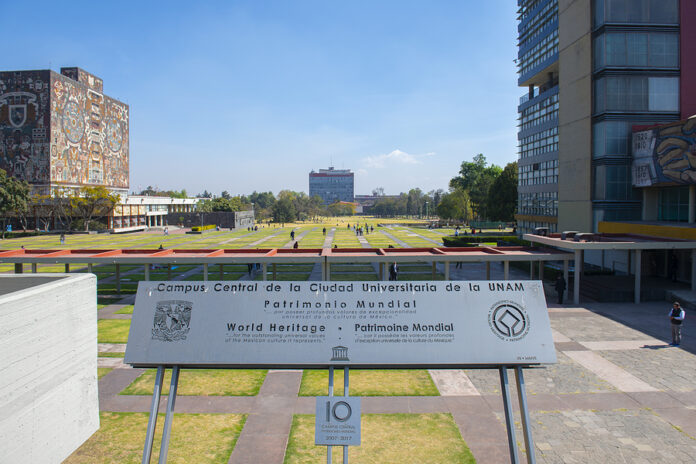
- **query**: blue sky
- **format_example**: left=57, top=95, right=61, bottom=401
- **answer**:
left=5, top=1, right=520, bottom=196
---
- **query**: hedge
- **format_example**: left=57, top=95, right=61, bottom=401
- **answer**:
left=191, top=224, right=216, bottom=232
left=442, top=235, right=529, bottom=247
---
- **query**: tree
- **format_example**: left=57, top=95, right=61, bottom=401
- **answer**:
left=437, top=189, right=473, bottom=222
left=487, top=162, right=518, bottom=221
left=32, top=193, right=59, bottom=231
left=0, top=169, right=30, bottom=237
left=272, top=192, right=297, bottom=223
left=449, top=154, right=502, bottom=220
left=327, top=202, right=355, bottom=216
left=372, top=187, right=385, bottom=196
left=220, top=191, right=231, bottom=199
left=71, top=186, right=120, bottom=232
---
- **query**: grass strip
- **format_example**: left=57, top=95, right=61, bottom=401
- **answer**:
left=284, top=413, right=474, bottom=464
left=64, top=412, right=246, bottom=464
left=98, top=319, right=131, bottom=343
left=299, top=369, right=439, bottom=396
left=121, top=369, right=267, bottom=396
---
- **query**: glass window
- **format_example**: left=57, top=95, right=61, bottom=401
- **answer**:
left=594, top=76, right=679, bottom=113
left=650, top=0, right=678, bottom=24
left=606, top=33, right=627, bottom=65
left=649, top=77, right=679, bottom=112
left=606, top=0, right=627, bottom=22
left=626, top=33, right=647, bottom=66
left=593, top=121, right=632, bottom=158
left=598, top=0, right=678, bottom=25
left=659, top=186, right=690, bottom=222
left=594, top=35, right=605, bottom=69
left=594, top=32, right=679, bottom=71
left=594, top=0, right=605, bottom=27
left=593, top=165, right=636, bottom=201
left=649, top=33, right=679, bottom=67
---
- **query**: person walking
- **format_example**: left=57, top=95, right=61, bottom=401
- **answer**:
left=669, top=301, right=685, bottom=346
left=670, top=253, right=679, bottom=282
left=60, top=233, right=65, bottom=245
left=322, top=227, right=326, bottom=236
left=290, top=230, right=295, bottom=241
left=555, top=274, right=567, bottom=304
left=389, top=262, right=398, bottom=281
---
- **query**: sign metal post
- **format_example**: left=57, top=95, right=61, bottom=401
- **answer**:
left=515, top=366, right=536, bottom=464
left=140, top=365, right=181, bottom=464
left=343, top=367, right=349, bottom=464
left=499, top=367, right=520, bottom=463
left=327, top=366, right=333, bottom=464
left=141, top=366, right=165, bottom=464
left=158, top=365, right=180, bottom=464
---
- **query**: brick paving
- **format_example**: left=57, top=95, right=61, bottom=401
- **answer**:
left=92, top=230, right=696, bottom=462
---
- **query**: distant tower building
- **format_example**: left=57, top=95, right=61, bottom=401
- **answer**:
left=0, top=67, right=129, bottom=195
left=309, top=167, right=354, bottom=204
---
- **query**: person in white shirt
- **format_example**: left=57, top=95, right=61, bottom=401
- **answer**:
left=669, top=301, right=685, bottom=346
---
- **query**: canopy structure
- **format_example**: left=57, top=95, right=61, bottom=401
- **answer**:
left=0, top=245, right=572, bottom=283
left=525, top=232, right=696, bottom=304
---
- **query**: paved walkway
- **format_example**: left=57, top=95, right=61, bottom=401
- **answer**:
left=247, top=228, right=289, bottom=247
left=282, top=227, right=316, bottom=248
left=98, top=292, right=696, bottom=463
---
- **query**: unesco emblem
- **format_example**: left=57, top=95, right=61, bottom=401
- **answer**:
left=331, top=346, right=349, bottom=362
left=488, top=301, right=529, bottom=341
left=152, top=300, right=193, bottom=342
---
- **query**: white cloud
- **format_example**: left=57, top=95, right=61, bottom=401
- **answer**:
left=362, top=149, right=435, bottom=169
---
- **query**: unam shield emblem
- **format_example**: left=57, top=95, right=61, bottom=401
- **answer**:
left=9, top=105, right=26, bottom=127
left=152, top=300, right=193, bottom=342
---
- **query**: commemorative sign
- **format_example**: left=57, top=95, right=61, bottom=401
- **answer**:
left=124, top=280, right=556, bottom=368
left=315, top=397, right=361, bottom=446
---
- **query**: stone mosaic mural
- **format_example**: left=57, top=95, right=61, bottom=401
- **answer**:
left=0, top=67, right=129, bottom=192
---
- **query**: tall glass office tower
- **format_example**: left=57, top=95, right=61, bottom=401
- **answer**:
left=516, top=0, right=560, bottom=234
left=516, top=0, right=695, bottom=234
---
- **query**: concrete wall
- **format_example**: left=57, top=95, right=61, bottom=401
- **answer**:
left=166, top=211, right=255, bottom=229
left=558, top=0, right=593, bottom=232
left=0, top=274, right=99, bottom=464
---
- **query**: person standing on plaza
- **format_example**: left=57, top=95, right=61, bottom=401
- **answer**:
left=60, top=233, right=65, bottom=245
left=555, top=274, right=567, bottom=304
left=669, top=301, right=685, bottom=346
left=389, top=262, right=398, bottom=281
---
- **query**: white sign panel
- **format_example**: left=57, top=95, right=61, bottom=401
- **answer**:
left=124, top=281, right=557, bottom=368
left=632, top=129, right=657, bottom=187
left=315, top=397, right=361, bottom=446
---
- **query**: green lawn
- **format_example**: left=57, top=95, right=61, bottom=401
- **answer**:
left=64, top=412, right=246, bottom=464
left=299, top=370, right=439, bottom=396
left=98, top=319, right=132, bottom=343
left=114, top=305, right=134, bottom=314
left=99, top=352, right=125, bottom=358
left=121, top=369, right=267, bottom=396
left=284, top=414, right=475, bottom=464
left=330, top=273, right=379, bottom=281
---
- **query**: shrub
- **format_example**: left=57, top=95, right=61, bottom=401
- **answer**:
left=191, top=224, right=216, bottom=232
left=442, top=235, right=522, bottom=247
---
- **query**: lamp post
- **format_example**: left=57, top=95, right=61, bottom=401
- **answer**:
left=425, top=201, right=429, bottom=220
